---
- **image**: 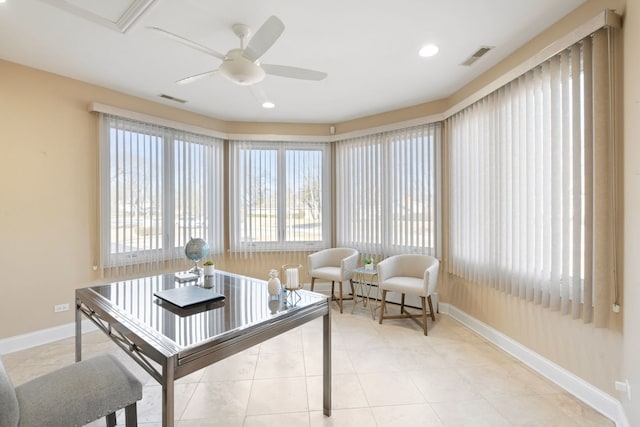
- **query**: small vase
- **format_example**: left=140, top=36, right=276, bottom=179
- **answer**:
left=365, top=263, right=374, bottom=271
left=268, top=276, right=282, bottom=296
left=204, top=265, right=215, bottom=276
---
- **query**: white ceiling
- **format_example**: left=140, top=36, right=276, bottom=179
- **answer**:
left=0, top=0, right=586, bottom=124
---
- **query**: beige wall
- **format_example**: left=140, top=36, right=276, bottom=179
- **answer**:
left=623, top=0, right=640, bottom=424
left=0, top=0, right=635, bottom=417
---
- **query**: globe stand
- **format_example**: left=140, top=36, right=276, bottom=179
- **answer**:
left=189, top=261, right=203, bottom=276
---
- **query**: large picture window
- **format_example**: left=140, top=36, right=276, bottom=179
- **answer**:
left=229, top=140, right=330, bottom=251
left=335, top=123, right=441, bottom=257
left=99, top=114, right=224, bottom=270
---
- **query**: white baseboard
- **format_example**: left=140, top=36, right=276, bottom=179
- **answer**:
left=0, top=320, right=97, bottom=355
left=439, top=303, right=629, bottom=427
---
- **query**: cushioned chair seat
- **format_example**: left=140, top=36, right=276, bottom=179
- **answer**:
left=308, top=266, right=342, bottom=282
left=377, top=276, right=424, bottom=295
left=1, top=353, right=142, bottom=427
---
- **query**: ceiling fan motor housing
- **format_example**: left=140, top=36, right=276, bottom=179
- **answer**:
left=219, top=49, right=265, bottom=85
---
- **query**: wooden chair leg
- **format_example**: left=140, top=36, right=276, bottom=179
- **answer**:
left=338, top=282, right=344, bottom=313
left=427, top=295, right=436, bottom=321
left=310, top=277, right=316, bottom=292
left=125, top=402, right=138, bottom=427
left=331, top=281, right=335, bottom=300
left=400, top=293, right=406, bottom=314
left=379, top=290, right=387, bottom=324
left=421, top=296, right=428, bottom=336
left=106, top=412, right=116, bottom=427
left=349, top=279, right=355, bottom=295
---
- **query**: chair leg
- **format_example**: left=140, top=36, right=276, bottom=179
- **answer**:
left=400, top=293, right=406, bottom=314
left=125, top=402, right=138, bottom=427
left=338, top=282, right=344, bottom=313
left=310, top=277, right=316, bottom=292
left=106, top=412, right=116, bottom=427
left=421, top=296, right=428, bottom=336
left=379, top=290, right=387, bottom=325
left=350, top=279, right=355, bottom=295
left=331, top=281, right=335, bottom=300
left=427, top=295, right=436, bottom=321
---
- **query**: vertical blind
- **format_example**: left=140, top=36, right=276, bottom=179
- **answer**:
left=447, top=29, right=615, bottom=325
left=228, top=140, right=330, bottom=252
left=100, top=114, right=224, bottom=275
left=335, top=123, right=441, bottom=258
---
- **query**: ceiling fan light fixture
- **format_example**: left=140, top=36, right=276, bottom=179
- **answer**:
left=219, top=49, right=265, bottom=86
left=419, top=44, right=439, bottom=58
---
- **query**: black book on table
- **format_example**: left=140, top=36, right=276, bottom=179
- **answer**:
left=154, top=285, right=225, bottom=308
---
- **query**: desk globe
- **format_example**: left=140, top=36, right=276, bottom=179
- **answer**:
left=185, top=237, right=209, bottom=275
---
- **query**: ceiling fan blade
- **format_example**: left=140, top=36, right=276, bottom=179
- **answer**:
left=148, top=26, right=226, bottom=61
left=176, top=70, right=218, bottom=85
left=243, top=16, right=285, bottom=62
left=262, top=64, right=328, bottom=81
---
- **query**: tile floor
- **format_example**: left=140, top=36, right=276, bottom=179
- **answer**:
left=3, top=301, right=614, bottom=427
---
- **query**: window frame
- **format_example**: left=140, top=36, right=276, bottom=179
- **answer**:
left=229, top=140, right=331, bottom=252
left=99, top=114, right=224, bottom=268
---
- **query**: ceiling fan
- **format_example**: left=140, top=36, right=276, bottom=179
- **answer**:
left=149, top=16, right=328, bottom=87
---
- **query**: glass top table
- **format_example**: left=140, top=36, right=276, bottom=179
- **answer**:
left=75, top=270, right=331, bottom=427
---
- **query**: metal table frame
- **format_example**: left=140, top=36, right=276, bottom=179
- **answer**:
left=75, top=273, right=331, bottom=427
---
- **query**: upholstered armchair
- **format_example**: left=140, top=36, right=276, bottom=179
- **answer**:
left=308, top=247, right=359, bottom=313
left=377, top=254, right=440, bottom=335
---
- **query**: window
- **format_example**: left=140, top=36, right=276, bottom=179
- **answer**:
left=229, top=140, right=330, bottom=251
left=335, top=123, right=441, bottom=257
left=99, top=114, right=224, bottom=269
left=447, top=30, right=616, bottom=323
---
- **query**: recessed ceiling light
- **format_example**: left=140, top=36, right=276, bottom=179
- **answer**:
left=419, top=44, right=439, bottom=58
left=262, top=102, right=275, bottom=109
left=0, top=0, right=7, bottom=4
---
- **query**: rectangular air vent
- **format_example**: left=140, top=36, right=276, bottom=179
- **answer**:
left=461, top=46, right=493, bottom=66
left=159, top=94, right=187, bottom=104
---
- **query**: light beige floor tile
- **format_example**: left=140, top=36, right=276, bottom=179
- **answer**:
left=200, top=351, right=258, bottom=382
left=254, top=351, right=305, bottom=379
left=309, top=408, right=377, bottom=427
left=541, top=393, right=614, bottom=426
left=410, top=368, right=482, bottom=402
left=307, top=374, right=368, bottom=411
left=177, top=417, right=243, bottom=426
left=371, top=403, right=444, bottom=427
left=180, top=380, right=252, bottom=420
left=304, top=349, right=355, bottom=376
left=246, top=377, right=309, bottom=415
left=489, top=394, right=579, bottom=426
left=358, top=372, right=425, bottom=406
left=430, top=399, right=511, bottom=426
left=244, top=411, right=310, bottom=427
left=138, top=383, right=198, bottom=424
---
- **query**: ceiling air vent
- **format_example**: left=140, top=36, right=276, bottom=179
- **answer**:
left=159, top=94, right=187, bottom=104
left=461, top=46, right=493, bottom=66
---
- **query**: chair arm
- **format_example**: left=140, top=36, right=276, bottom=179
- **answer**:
left=308, top=250, right=329, bottom=272
left=423, top=259, right=440, bottom=295
left=341, top=250, right=359, bottom=280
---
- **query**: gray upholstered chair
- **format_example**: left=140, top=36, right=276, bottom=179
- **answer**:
left=377, top=254, right=440, bottom=335
left=308, top=247, right=359, bottom=313
left=0, top=353, right=142, bottom=427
